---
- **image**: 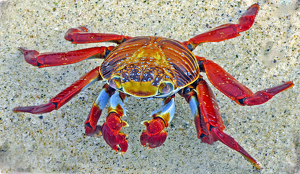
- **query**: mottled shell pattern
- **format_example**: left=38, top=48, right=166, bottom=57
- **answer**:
left=100, top=36, right=200, bottom=97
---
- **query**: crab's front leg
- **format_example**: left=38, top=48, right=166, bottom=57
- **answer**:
left=100, top=91, right=129, bottom=153
left=84, top=84, right=115, bottom=136
left=140, top=95, right=175, bottom=148
left=179, top=80, right=260, bottom=169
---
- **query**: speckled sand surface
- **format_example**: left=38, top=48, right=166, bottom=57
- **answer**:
left=1, top=0, right=299, bottom=173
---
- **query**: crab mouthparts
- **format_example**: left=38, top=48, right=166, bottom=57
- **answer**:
left=119, top=63, right=165, bottom=97
left=122, top=81, right=158, bottom=97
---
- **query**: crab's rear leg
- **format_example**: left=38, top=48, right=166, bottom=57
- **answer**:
left=140, top=95, right=175, bottom=148
left=19, top=46, right=115, bottom=68
left=13, top=67, right=101, bottom=114
left=183, top=3, right=259, bottom=51
left=64, top=26, right=133, bottom=44
left=198, top=57, right=294, bottom=106
left=179, top=80, right=260, bottom=169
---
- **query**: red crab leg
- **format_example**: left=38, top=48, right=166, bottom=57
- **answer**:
left=198, top=57, right=294, bottom=106
left=179, top=80, right=260, bottom=169
left=101, top=91, right=129, bottom=153
left=183, top=3, right=259, bottom=50
left=84, top=84, right=115, bottom=136
left=13, top=67, right=101, bottom=114
left=64, top=26, right=133, bottom=44
left=19, top=46, right=115, bottom=68
left=140, top=95, right=175, bottom=149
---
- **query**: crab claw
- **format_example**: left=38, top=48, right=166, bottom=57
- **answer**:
left=102, top=112, right=128, bottom=153
left=140, top=118, right=167, bottom=148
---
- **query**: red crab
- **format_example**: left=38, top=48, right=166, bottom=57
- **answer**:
left=13, top=4, right=293, bottom=169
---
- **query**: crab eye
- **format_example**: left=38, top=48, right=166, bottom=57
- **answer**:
left=109, top=77, right=121, bottom=89
left=159, top=82, right=173, bottom=94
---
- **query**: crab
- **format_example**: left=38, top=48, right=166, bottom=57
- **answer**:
left=13, top=4, right=294, bottom=169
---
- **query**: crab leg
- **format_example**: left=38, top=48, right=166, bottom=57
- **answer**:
left=183, top=3, right=259, bottom=51
left=64, top=26, right=133, bottom=44
left=100, top=91, right=129, bottom=153
left=13, top=67, right=101, bottom=114
left=179, top=80, right=260, bottom=169
left=140, top=95, right=175, bottom=148
left=19, top=46, right=115, bottom=68
left=198, top=57, right=294, bottom=106
left=84, top=84, right=115, bottom=136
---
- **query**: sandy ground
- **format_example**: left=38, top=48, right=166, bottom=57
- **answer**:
left=1, top=0, right=299, bottom=173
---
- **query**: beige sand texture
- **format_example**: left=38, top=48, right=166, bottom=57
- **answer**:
left=1, top=0, right=299, bottom=173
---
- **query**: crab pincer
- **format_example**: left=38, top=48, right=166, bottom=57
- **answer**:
left=99, top=91, right=129, bottom=153
left=102, top=112, right=129, bottom=153
left=140, top=118, right=167, bottom=148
